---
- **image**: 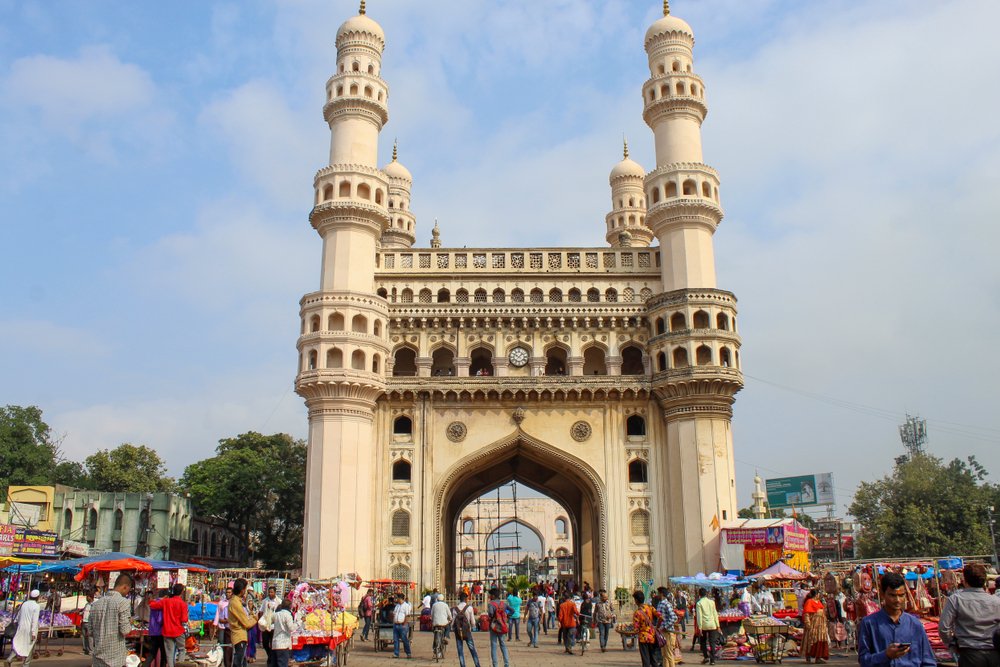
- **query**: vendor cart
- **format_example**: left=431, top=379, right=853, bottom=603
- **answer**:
left=743, top=617, right=790, bottom=664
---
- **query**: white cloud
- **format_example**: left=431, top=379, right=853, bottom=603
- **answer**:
left=0, top=45, right=173, bottom=164
left=51, top=364, right=306, bottom=476
left=199, top=81, right=315, bottom=207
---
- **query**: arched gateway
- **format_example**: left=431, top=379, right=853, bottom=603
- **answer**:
left=436, top=431, right=607, bottom=590
left=295, top=2, right=744, bottom=591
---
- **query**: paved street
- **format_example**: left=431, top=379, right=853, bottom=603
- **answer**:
left=15, top=634, right=862, bottom=667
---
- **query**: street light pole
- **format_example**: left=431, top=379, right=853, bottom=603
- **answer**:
left=988, top=505, right=998, bottom=569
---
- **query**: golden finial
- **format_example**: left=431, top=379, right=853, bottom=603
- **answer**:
left=392, top=139, right=398, bottom=161
left=359, top=0, right=366, bottom=15
left=623, top=136, right=629, bottom=159
left=663, top=0, right=670, bottom=16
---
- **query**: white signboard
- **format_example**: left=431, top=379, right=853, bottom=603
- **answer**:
left=177, top=569, right=188, bottom=585
left=157, top=571, right=170, bottom=588
left=9, top=502, right=41, bottom=527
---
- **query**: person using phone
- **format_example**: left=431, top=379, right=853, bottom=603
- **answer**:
left=858, top=572, right=936, bottom=667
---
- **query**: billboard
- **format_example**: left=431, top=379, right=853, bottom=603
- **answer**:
left=0, top=524, right=15, bottom=556
left=13, top=528, right=58, bottom=556
left=766, top=473, right=834, bottom=509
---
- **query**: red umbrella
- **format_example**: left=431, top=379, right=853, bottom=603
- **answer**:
left=74, top=557, right=154, bottom=581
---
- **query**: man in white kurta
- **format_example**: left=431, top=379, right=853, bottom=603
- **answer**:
left=5, top=590, right=41, bottom=667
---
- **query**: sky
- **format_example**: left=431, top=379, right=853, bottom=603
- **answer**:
left=2, top=0, right=999, bottom=518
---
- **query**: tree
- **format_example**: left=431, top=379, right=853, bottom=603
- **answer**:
left=849, top=453, right=1000, bottom=558
left=84, top=444, right=175, bottom=493
left=181, top=432, right=306, bottom=569
left=1, top=405, right=61, bottom=491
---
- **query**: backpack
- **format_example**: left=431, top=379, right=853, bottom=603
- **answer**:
left=489, top=600, right=508, bottom=635
left=452, top=605, right=471, bottom=641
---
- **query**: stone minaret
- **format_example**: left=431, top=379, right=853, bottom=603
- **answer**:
left=296, top=1, right=392, bottom=579
left=381, top=141, right=416, bottom=249
left=642, top=1, right=744, bottom=574
left=606, top=139, right=653, bottom=248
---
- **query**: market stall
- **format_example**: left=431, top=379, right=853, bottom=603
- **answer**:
left=287, top=579, right=361, bottom=665
left=720, top=519, right=811, bottom=575
left=364, top=579, right=416, bottom=655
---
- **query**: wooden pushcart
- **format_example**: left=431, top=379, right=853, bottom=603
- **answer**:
left=742, top=617, right=790, bottom=664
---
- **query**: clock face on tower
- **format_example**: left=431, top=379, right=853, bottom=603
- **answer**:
left=508, top=347, right=529, bottom=368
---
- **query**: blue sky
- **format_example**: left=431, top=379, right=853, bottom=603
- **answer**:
left=2, top=0, right=1000, bottom=516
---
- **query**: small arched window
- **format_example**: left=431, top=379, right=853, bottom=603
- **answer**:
left=666, top=181, right=678, bottom=197
left=657, top=351, right=667, bottom=372
left=587, top=288, right=601, bottom=303
left=631, top=510, right=650, bottom=537
left=702, top=181, right=712, bottom=197
left=339, top=181, right=351, bottom=197
left=63, top=509, right=73, bottom=535
left=326, top=348, right=343, bottom=368
left=389, top=564, right=410, bottom=581
left=633, top=564, right=653, bottom=590
left=391, top=459, right=411, bottom=482
left=605, top=288, right=618, bottom=303
left=352, top=61, right=360, bottom=72
left=626, top=415, right=646, bottom=437
left=437, top=288, right=451, bottom=303
left=628, top=459, right=648, bottom=484
left=391, top=510, right=410, bottom=538
left=683, top=179, right=697, bottom=195
left=493, top=288, right=505, bottom=303
left=555, top=518, right=567, bottom=535
left=693, top=310, right=710, bottom=329
left=462, top=549, right=474, bottom=569
left=352, top=314, right=368, bottom=333
left=309, top=315, right=320, bottom=332
left=511, top=289, right=525, bottom=303
left=530, top=288, right=544, bottom=303
left=357, top=183, right=371, bottom=200
left=308, top=350, right=318, bottom=370
left=720, top=347, right=732, bottom=367
left=652, top=188, right=661, bottom=204
left=716, top=313, right=730, bottom=330
left=456, top=289, right=469, bottom=303
left=549, top=288, right=562, bottom=303
left=673, top=347, right=689, bottom=368
left=114, top=509, right=124, bottom=530
left=655, top=317, right=665, bottom=335
left=322, top=184, right=333, bottom=201
left=463, top=519, right=474, bottom=534
left=696, top=345, right=713, bottom=366
left=351, top=349, right=365, bottom=370
left=474, top=288, right=487, bottom=303
left=568, top=288, right=582, bottom=302
left=393, top=415, right=412, bottom=435
left=620, top=345, right=644, bottom=375
left=670, top=312, right=686, bottom=331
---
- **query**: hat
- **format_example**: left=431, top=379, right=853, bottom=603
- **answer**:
left=30, top=590, right=40, bottom=599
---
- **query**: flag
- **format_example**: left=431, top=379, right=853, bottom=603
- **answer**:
left=709, top=514, right=720, bottom=531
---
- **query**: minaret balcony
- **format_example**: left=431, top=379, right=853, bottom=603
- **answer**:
left=322, top=96, right=389, bottom=127
left=309, top=200, right=390, bottom=235
left=642, top=95, right=707, bottom=127
left=642, top=72, right=705, bottom=105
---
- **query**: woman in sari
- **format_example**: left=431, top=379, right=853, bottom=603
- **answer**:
left=801, top=590, right=830, bottom=663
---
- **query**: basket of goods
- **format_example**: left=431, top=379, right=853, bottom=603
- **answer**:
left=615, top=622, right=638, bottom=637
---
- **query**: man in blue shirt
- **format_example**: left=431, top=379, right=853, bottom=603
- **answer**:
left=505, top=590, right=522, bottom=642
left=858, top=572, right=936, bottom=667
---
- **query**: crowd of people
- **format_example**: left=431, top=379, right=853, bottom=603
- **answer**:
left=3, top=564, right=1000, bottom=667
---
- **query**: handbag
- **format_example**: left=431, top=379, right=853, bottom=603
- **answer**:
left=3, top=621, right=17, bottom=639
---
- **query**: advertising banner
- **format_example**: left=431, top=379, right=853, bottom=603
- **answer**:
left=13, top=527, right=58, bottom=556
left=766, top=473, right=835, bottom=508
left=63, top=540, right=90, bottom=557
left=0, top=524, right=16, bottom=556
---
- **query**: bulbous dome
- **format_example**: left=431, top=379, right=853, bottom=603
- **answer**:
left=383, top=158, right=412, bottom=182
left=644, top=14, right=693, bottom=45
left=610, top=157, right=645, bottom=180
left=337, top=12, right=385, bottom=45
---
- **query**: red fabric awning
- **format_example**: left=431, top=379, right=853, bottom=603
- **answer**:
left=74, top=557, right=155, bottom=581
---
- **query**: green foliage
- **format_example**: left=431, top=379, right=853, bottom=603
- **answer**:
left=0, top=405, right=59, bottom=490
left=84, top=444, right=175, bottom=493
left=849, top=453, right=1000, bottom=558
left=505, top=575, right=531, bottom=595
left=181, top=432, right=306, bottom=569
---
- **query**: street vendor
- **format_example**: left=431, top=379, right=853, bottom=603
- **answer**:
left=228, top=580, right=255, bottom=667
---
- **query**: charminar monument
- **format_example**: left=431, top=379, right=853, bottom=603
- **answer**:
left=295, top=1, right=743, bottom=591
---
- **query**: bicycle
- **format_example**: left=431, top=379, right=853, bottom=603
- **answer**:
left=578, top=615, right=592, bottom=655
left=432, top=625, right=448, bottom=662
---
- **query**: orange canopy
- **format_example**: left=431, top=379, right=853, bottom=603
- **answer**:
left=74, top=557, right=154, bottom=581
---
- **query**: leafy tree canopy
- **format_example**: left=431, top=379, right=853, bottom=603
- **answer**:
left=1, top=405, right=62, bottom=490
left=180, top=432, right=306, bottom=570
left=849, top=453, right=1000, bottom=558
left=84, top=443, right=175, bottom=493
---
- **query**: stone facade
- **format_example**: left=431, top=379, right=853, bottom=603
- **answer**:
left=296, top=2, right=743, bottom=591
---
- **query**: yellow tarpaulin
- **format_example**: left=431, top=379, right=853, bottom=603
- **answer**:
left=0, top=556, right=41, bottom=568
